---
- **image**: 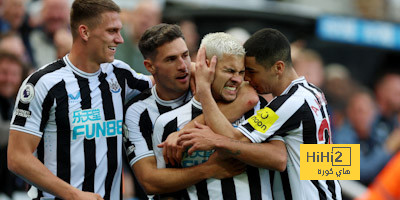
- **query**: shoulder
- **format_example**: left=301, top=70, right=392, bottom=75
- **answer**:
left=112, top=59, right=130, bottom=68
left=125, top=88, right=153, bottom=112
left=24, top=59, right=68, bottom=89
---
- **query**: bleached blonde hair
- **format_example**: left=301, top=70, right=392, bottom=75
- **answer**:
left=200, top=32, right=245, bottom=60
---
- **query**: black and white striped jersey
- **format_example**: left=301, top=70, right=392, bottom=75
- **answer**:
left=238, top=77, right=342, bottom=200
left=10, top=55, right=152, bottom=200
left=153, top=97, right=285, bottom=200
left=124, top=86, right=192, bottom=166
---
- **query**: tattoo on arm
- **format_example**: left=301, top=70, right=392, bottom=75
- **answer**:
left=223, top=149, right=241, bottom=156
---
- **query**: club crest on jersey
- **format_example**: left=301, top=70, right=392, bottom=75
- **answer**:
left=110, top=79, right=121, bottom=93
left=20, top=83, right=35, bottom=104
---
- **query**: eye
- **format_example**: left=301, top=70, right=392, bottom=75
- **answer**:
left=166, top=56, right=176, bottom=62
left=108, top=29, right=117, bottom=33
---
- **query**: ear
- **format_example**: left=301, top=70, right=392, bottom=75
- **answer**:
left=144, top=59, right=155, bottom=74
left=273, top=61, right=285, bottom=75
left=78, top=25, right=90, bottom=42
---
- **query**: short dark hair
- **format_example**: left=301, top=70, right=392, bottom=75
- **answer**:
left=139, top=23, right=185, bottom=60
left=244, top=28, right=292, bottom=68
left=70, top=0, right=120, bottom=38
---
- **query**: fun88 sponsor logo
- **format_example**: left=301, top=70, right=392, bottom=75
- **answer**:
left=72, top=109, right=122, bottom=140
left=181, top=150, right=214, bottom=167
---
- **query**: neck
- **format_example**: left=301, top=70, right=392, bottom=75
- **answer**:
left=68, top=43, right=101, bottom=73
left=273, top=67, right=299, bottom=97
left=155, top=85, right=187, bottom=101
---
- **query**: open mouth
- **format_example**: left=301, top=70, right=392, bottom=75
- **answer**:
left=109, top=47, right=116, bottom=51
left=224, top=86, right=237, bottom=91
left=176, top=73, right=188, bottom=80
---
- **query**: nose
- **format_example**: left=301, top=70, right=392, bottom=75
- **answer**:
left=231, top=73, right=243, bottom=84
left=116, top=31, right=124, bottom=44
left=177, top=56, right=187, bottom=71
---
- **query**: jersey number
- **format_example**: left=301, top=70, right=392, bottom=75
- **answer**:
left=318, top=118, right=331, bottom=144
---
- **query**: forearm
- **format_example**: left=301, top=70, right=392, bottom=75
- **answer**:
left=215, top=138, right=287, bottom=171
left=133, top=157, right=213, bottom=194
left=8, top=147, right=78, bottom=199
left=8, top=130, right=80, bottom=199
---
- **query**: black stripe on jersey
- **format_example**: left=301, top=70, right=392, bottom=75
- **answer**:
left=120, top=173, right=123, bottom=200
left=192, top=105, right=203, bottom=119
left=190, top=105, right=211, bottom=199
left=37, top=138, right=44, bottom=163
left=52, top=81, right=71, bottom=184
left=124, top=88, right=152, bottom=113
left=221, top=178, right=237, bottom=199
left=243, top=123, right=255, bottom=133
left=280, top=169, right=293, bottom=200
left=161, top=117, right=178, bottom=144
left=273, top=102, right=306, bottom=138
left=40, top=90, right=55, bottom=132
left=244, top=107, right=256, bottom=119
left=158, top=117, right=189, bottom=200
left=160, top=118, right=189, bottom=199
left=327, top=180, right=337, bottom=200
left=302, top=102, right=318, bottom=144
left=269, top=171, right=275, bottom=200
left=99, top=72, right=118, bottom=200
left=13, top=59, right=66, bottom=126
left=121, top=67, right=151, bottom=93
left=37, top=136, right=44, bottom=199
left=268, top=85, right=299, bottom=112
left=113, top=66, right=127, bottom=103
left=139, top=109, right=153, bottom=150
left=247, top=166, right=262, bottom=200
left=300, top=83, right=327, bottom=119
left=196, top=180, right=209, bottom=200
left=311, top=180, right=327, bottom=200
left=99, top=72, right=115, bottom=120
left=75, top=73, right=96, bottom=193
left=307, top=83, right=324, bottom=95
left=36, top=80, right=57, bottom=198
left=259, top=95, right=268, bottom=108
left=156, top=102, right=173, bottom=115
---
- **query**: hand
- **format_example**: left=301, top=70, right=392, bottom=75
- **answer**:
left=189, top=62, right=196, bottom=95
left=157, top=130, right=184, bottom=166
left=206, top=150, right=246, bottom=179
left=195, top=47, right=217, bottom=96
left=178, top=122, right=226, bottom=155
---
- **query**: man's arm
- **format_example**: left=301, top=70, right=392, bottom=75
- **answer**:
left=132, top=153, right=244, bottom=194
left=8, top=130, right=103, bottom=200
left=178, top=122, right=287, bottom=172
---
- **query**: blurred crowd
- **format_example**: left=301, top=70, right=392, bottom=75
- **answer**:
left=1, top=0, right=400, bottom=200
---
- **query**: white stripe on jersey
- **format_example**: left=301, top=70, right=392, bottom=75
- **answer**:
left=10, top=55, right=152, bottom=199
left=153, top=97, right=282, bottom=200
left=124, top=86, right=192, bottom=166
left=238, top=76, right=342, bottom=200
